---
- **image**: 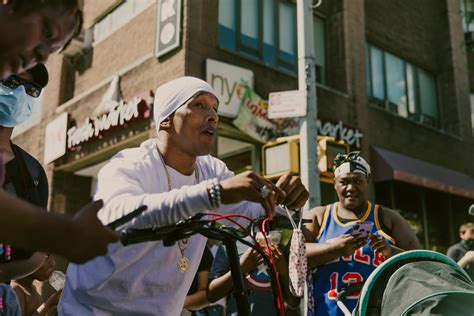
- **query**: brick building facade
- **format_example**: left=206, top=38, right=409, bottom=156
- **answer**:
left=12, top=0, right=474, bottom=256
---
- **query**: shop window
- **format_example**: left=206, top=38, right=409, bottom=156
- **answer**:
left=74, top=160, right=110, bottom=198
left=451, top=195, right=473, bottom=236
left=217, top=136, right=258, bottom=174
left=386, top=181, right=426, bottom=247
left=218, top=0, right=326, bottom=83
left=93, top=0, right=154, bottom=44
left=424, top=189, right=450, bottom=252
left=366, top=43, right=439, bottom=128
left=470, top=93, right=474, bottom=135
left=374, top=181, right=393, bottom=208
left=375, top=180, right=473, bottom=250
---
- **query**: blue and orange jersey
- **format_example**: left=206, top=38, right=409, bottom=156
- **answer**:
left=307, top=201, right=395, bottom=316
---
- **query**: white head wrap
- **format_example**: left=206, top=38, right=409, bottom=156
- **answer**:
left=333, top=153, right=371, bottom=179
left=153, top=76, right=218, bottom=131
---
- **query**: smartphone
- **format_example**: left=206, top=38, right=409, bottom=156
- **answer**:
left=107, top=205, right=148, bottom=229
left=350, top=221, right=374, bottom=237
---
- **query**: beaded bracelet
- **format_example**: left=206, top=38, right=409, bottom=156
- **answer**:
left=208, top=178, right=221, bottom=209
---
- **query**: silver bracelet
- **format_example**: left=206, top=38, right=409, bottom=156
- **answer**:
left=208, top=178, right=221, bottom=209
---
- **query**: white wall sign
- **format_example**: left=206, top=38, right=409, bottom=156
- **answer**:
left=206, top=59, right=254, bottom=118
left=155, top=0, right=182, bottom=57
left=44, top=112, right=68, bottom=164
left=268, top=90, right=307, bottom=119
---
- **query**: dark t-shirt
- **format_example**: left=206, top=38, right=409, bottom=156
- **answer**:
left=447, top=242, right=474, bottom=280
left=209, top=243, right=277, bottom=316
left=0, top=144, right=48, bottom=263
left=188, top=246, right=214, bottom=295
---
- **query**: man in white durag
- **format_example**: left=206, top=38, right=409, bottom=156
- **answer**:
left=58, top=76, right=309, bottom=315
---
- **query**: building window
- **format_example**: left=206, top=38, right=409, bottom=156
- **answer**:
left=461, top=0, right=474, bottom=33
left=218, top=0, right=326, bottom=83
left=313, top=15, right=326, bottom=83
left=93, top=0, right=154, bottom=44
left=366, top=43, right=439, bottom=128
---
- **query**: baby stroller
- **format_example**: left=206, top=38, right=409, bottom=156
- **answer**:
left=336, top=250, right=474, bottom=315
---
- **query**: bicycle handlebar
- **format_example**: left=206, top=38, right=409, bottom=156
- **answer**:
left=117, top=212, right=291, bottom=316
left=120, top=213, right=210, bottom=246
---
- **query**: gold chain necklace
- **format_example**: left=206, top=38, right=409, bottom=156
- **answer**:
left=157, top=146, right=199, bottom=273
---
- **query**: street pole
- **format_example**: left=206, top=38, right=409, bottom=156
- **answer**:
left=297, top=0, right=320, bottom=210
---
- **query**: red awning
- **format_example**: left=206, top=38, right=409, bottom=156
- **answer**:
left=372, top=147, right=474, bottom=199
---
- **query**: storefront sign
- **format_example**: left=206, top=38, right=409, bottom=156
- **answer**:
left=155, top=0, right=181, bottom=57
left=44, top=112, right=68, bottom=164
left=232, top=87, right=363, bottom=147
left=206, top=59, right=254, bottom=118
left=67, top=93, right=152, bottom=149
left=233, top=87, right=299, bottom=143
left=316, top=120, right=363, bottom=149
left=268, top=90, right=307, bottom=119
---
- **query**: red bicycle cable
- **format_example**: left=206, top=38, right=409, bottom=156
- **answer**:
left=205, top=212, right=285, bottom=316
left=262, top=217, right=285, bottom=316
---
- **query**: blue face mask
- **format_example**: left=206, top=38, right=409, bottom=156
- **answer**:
left=0, top=83, right=35, bottom=127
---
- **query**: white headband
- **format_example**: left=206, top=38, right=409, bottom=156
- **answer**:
left=153, top=76, right=217, bottom=132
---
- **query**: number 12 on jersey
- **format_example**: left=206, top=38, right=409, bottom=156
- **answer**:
left=328, top=272, right=364, bottom=300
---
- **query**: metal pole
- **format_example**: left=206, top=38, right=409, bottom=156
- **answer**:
left=223, top=238, right=251, bottom=316
left=297, top=0, right=320, bottom=210
left=420, top=188, right=429, bottom=249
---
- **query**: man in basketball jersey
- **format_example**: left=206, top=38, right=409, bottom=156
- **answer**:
left=303, top=152, right=419, bottom=315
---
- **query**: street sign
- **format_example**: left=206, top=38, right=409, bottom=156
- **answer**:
left=268, top=90, right=307, bottom=119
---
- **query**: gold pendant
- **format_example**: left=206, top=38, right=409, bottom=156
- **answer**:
left=178, top=256, right=190, bottom=272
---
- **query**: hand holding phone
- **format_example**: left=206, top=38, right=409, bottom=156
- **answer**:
left=350, top=221, right=374, bottom=238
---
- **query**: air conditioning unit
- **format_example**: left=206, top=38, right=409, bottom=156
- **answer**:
left=420, top=114, right=437, bottom=128
left=62, top=28, right=93, bottom=57
left=408, top=113, right=420, bottom=122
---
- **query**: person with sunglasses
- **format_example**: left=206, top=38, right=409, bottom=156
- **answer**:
left=0, top=64, right=55, bottom=316
left=0, top=74, right=43, bottom=98
left=0, top=0, right=119, bottom=264
left=0, top=64, right=52, bottom=282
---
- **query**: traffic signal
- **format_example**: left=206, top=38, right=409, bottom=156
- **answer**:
left=262, top=135, right=349, bottom=179
left=262, top=135, right=300, bottom=179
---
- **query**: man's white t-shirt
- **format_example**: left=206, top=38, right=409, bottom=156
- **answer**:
left=59, top=139, right=264, bottom=316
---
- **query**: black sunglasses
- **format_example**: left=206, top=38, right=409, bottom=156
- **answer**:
left=0, top=75, right=42, bottom=98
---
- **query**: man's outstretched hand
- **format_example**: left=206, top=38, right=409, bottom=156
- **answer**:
left=220, top=171, right=285, bottom=216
